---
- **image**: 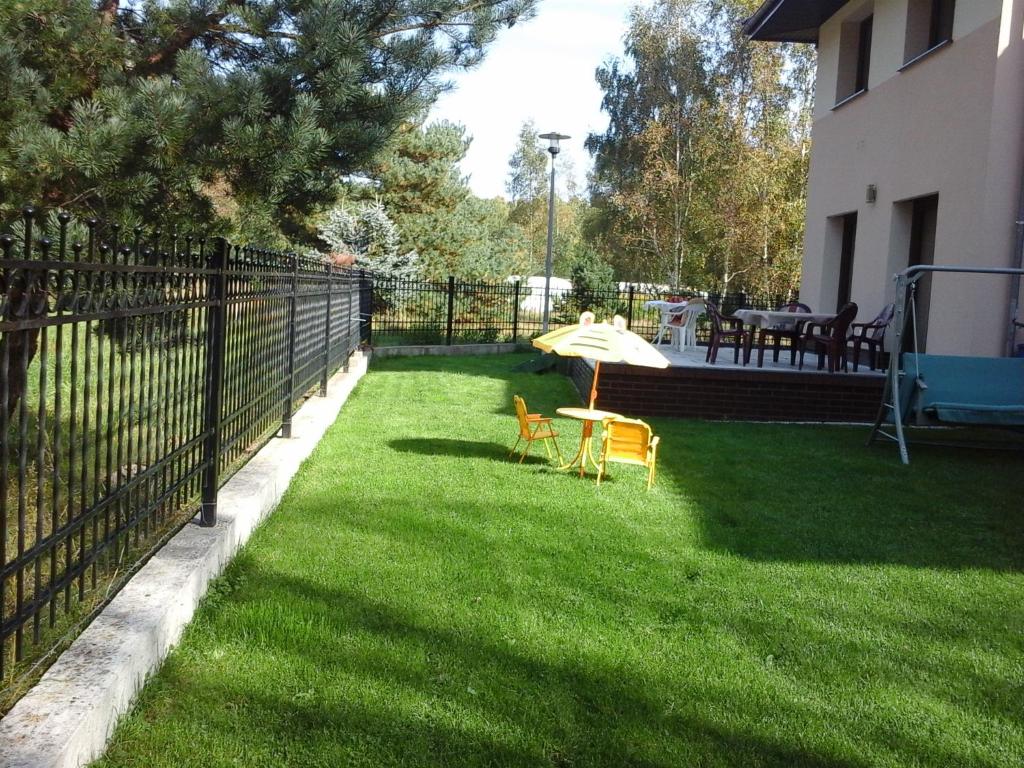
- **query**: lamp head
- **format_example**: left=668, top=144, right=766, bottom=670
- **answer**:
left=539, top=132, right=571, bottom=156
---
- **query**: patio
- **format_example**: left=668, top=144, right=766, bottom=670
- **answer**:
left=93, top=353, right=1023, bottom=768
left=653, top=345, right=885, bottom=375
left=567, top=344, right=886, bottom=423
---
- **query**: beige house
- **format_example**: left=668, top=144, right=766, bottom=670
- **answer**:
left=745, top=0, right=1024, bottom=356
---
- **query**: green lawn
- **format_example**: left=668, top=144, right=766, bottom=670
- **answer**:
left=95, top=353, right=1023, bottom=767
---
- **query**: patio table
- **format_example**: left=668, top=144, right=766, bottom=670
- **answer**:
left=733, top=308, right=837, bottom=329
left=556, top=407, right=621, bottom=477
left=733, top=308, right=837, bottom=367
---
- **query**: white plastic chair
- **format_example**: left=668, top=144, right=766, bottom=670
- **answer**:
left=674, top=299, right=705, bottom=350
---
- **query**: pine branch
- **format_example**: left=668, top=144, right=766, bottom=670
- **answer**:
left=98, top=0, right=120, bottom=26
left=133, top=0, right=248, bottom=77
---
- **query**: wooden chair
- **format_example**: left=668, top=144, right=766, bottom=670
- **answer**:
left=755, top=301, right=812, bottom=367
left=510, top=395, right=563, bottom=465
left=799, top=302, right=858, bottom=373
left=597, top=417, right=660, bottom=490
left=850, top=303, right=894, bottom=371
left=705, top=301, right=750, bottom=365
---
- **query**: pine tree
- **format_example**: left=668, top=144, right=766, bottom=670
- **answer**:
left=357, top=119, right=470, bottom=277
left=354, top=118, right=532, bottom=279
left=0, top=0, right=537, bottom=240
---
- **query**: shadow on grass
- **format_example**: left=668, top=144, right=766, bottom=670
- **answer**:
left=369, top=351, right=579, bottom=417
left=378, top=353, right=1023, bottom=572
left=652, top=420, right=1024, bottom=572
left=161, top=570, right=871, bottom=768
left=370, top=351, right=539, bottom=375
left=389, top=438, right=560, bottom=467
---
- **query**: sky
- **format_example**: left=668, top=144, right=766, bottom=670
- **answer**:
left=427, top=1, right=641, bottom=200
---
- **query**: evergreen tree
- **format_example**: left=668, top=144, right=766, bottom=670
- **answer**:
left=357, top=118, right=532, bottom=279
left=357, top=119, right=470, bottom=277
left=319, top=200, right=420, bottom=279
left=452, top=196, right=531, bottom=279
left=567, top=243, right=623, bottom=319
left=0, top=0, right=537, bottom=240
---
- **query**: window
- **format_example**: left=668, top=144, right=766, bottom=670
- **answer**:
left=837, top=213, right=858, bottom=311
left=835, top=9, right=874, bottom=105
left=905, top=0, right=955, bottom=64
left=906, top=195, right=938, bottom=350
left=855, top=16, right=873, bottom=93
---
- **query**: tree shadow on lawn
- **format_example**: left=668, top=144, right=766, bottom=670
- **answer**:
left=370, top=351, right=540, bottom=377
left=389, top=438, right=596, bottom=472
left=372, top=353, right=1022, bottom=572
left=290, top=491, right=1020, bottom=722
left=651, top=419, right=1024, bottom=572
left=390, top=438, right=521, bottom=462
left=369, top=351, right=580, bottom=417
left=167, top=570, right=874, bottom=768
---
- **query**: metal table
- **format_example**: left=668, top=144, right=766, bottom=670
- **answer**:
left=556, top=407, right=621, bottom=477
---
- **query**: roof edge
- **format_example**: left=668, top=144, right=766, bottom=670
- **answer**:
left=743, top=0, right=849, bottom=44
left=742, top=0, right=784, bottom=40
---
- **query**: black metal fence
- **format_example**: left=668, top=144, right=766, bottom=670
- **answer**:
left=364, top=274, right=784, bottom=346
left=0, top=214, right=784, bottom=690
left=0, top=208, right=362, bottom=686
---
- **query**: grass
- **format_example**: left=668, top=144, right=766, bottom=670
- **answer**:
left=94, top=353, right=1023, bottom=767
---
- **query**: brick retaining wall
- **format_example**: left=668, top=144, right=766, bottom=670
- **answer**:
left=568, top=358, right=884, bottom=422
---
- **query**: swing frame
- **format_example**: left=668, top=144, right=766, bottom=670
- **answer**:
left=867, top=264, right=1024, bottom=464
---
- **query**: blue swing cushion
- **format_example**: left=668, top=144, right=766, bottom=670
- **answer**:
left=903, top=354, right=1024, bottom=426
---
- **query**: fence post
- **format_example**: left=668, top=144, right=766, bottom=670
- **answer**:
left=282, top=253, right=298, bottom=439
left=626, top=284, right=635, bottom=328
left=445, top=275, right=455, bottom=346
left=359, top=269, right=372, bottom=345
left=200, top=237, right=229, bottom=527
left=344, top=269, right=353, bottom=371
left=512, top=280, right=521, bottom=341
left=320, top=262, right=333, bottom=397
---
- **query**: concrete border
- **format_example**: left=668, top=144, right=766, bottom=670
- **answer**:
left=0, top=351, right=370, bottom=768
left=371, top=342, right=530, bottom=358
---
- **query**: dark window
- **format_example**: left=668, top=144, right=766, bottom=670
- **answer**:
left=929, top=0, right=955, bottom=48
left=836, top=9, right=875, bottom=104
left=907, top=195, right=938, bottom=351
left=855, top=16, right=873, bottom=93
left=837, top=213, right=858, bottom=311
left=905, top=0, right=955, bottom=64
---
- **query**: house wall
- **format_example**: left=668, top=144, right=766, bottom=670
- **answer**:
left=801, top=0, right=1023, bottom=355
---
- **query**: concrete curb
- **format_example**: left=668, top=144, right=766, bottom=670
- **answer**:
left=0, top=351, right=370, bottom=768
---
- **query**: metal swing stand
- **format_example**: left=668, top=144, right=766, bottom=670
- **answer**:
left=867, top=264, right=1024, bottom=464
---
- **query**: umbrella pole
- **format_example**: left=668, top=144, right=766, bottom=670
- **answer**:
left=589, top=360, right=600, bottom=410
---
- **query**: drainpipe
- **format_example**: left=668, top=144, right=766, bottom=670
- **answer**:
left=1009, top=6, right=1024, bottom=358
left=1009, top=173, right=1024, bottom=356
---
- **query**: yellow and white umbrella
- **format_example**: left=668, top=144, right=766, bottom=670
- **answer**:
left=532, top=312, right=669, bottom=409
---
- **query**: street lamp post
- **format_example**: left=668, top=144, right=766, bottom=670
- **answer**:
left=539, top=132, right=570, bottom=333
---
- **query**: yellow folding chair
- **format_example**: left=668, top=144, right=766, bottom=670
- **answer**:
left=597, top=417, right=660, bottom=490
left=510, top=395, right=563, bottom=465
